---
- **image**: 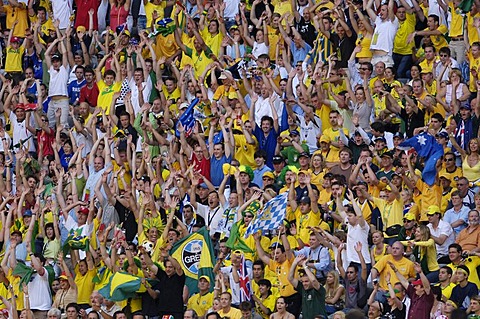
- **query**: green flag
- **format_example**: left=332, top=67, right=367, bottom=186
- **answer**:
left=226, top=222, right=254, bottom=254
left=98, top=272, right=147, bottom=301
left=170, top=227, right=215, bottom=296
left=12, top=262, right=35, bottom=288
left=62, top=228, right=90, bottom=255
left=458, top=0, right=474, bottom=13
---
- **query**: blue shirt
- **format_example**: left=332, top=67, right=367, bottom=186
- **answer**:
left=443, top=205, right=470, bottom=235
left=253, top=165, right=272, bottom=188
left=210, top=154, right=232, bottom=187
left=253, top=126, right=279, bottom=169
left=290, top=41, right=312, bottom=65
left=68, top=79, right=86, bottom=104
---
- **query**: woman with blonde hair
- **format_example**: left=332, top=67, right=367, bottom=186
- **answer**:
left=450, top=137, right=480, bottom=186
left=401, top=224, right=439, bottom=282
left=324, top=270, right=345, bottom=315
left=370, top=230, right=391, bottom=267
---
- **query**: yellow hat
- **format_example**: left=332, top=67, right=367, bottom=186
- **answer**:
left=222, top=163, right=236, bottom=175
left=319, top=135, right=331, bottom=143
left=426, top=205, right=441, bottom=216
left=263, top=171, right=275, bottom=179
left=199, top=275, right=211, bottom=283
left=76, top=26, right=86, bottom=33
left=384, top=185, right=392, bottom=191
left=403, top=212, right=416, bottom=221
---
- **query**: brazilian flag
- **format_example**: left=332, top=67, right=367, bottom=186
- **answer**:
left=98, top=272, right=147, bottom=301
left=63, top=228, right=90, bottom=255
left=458, top=0, right=474, bottom=13
left=170, top=227, right=215, bottom=296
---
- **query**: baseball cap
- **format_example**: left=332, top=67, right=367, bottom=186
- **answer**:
left=23, top=209, right=33, bottom=217
left=263, top=171, right=275, bottom=179
left=76, top=26, right=86, bottom=33
left=426, top=205, right=441, bottom=216
left=384, top=289, right=400, bottom=298
left=198, top=183, right=209, bottom=189
left=272, top=155, right=284, bottom=164
left=10, top=36, right=20, bottom=43
left=52, top=53, right=61, bottom=61
left=298, top=152, right=310, bottom=159
left=290, top=130, right=300, bottom=136
left=299, top=196, right=311, bottom=204
left=218, top=70, right=232, bottom=80
left=381, top=151, right=394, bottom=158
left=179, top=102, right=189, bottom=110
left=393, top=132, right=404, bottom=139
left=319, top=135, right=331, bottom=143
left=412, top=279, right=423, bottom=286
left=403, top=213, right=416, bottom=221
left=375, top=137, right=387, bottom=144
left=298, top=169, right=309, bottom=175
left=59, top=273, right=68, bottom=280
left=79, top=207, right=89, bottom=215
left=460, top=101, right=472, bottom=110
left=199, top=275, right=211, bottom=283
left=436, top=131, right=449, bottom=139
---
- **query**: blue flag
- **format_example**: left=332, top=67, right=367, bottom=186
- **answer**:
left=175, top=98, right=199, bottom=138
left=398, top=133, right=444, bottom=186
left=244, top=192, right=289, bottom=237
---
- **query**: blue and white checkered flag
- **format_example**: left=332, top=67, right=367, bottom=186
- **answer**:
left=244, top=192, right=289, bottom=238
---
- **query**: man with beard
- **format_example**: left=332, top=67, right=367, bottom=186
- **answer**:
left=456, top=210, right=480, bottom=253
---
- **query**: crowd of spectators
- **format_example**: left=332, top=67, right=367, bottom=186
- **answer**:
left=2, top=0, right=480, bottom=319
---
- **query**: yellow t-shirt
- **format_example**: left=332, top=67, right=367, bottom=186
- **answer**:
left=436, top=282, right=456, bottom=300
left=469, top=51, right=480, bottom=92
left=145, top=1, right=166, bottom=27
left=74, top=266, right=97, bottom=305
left=187, top=291, right=214, bottom=317
left=427, top=24, right=448, bottom=51
left=394, top=13, right=416, bottom=55
left=4, top=5, right=28, bottom=37
left=322, top=127, right=349, bottom=159
left=315, top=104, right=332, bottom=131
left=233, top=134, right=258, bottom=168
left=373, top=254, right=416, bottom=290
left=268, top=256, right=297, bottom=297
left=448, top=256, right=480, bottom=289
left=200, top=29, right=223, bottom=57
left=97, top=80, right=122, bottom=115
left=448, top=2, right=465, bottom=37
left=218, top=307, right=242, bottom=319
left=372, top=197, right=404, bottom=230
left=254, top=293, right=277, bottom=319
left=467, top=13, right=480, bottom=45
left=5, top=45, right=25, bottom=73
left=415, top=179, right=442, bottom=222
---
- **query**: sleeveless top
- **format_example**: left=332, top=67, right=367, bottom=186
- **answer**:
left=372, top=243, right=388, bottom=262
left=110, top=5, right=129, bottom=30
left=445, top=83, right=466, bottom=106
left=462, top=155, right=480, bottom=182
left=356, top=33, right=373, bottom=58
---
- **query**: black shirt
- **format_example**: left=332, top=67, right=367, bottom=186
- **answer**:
left=329, top=32, right=356, bottom=68
left=400, top=108, right=425, bottom=138
left=295, top=17, right=317, bottom=47
left=155, top=268, right=186, bottom=313
left=114, top=201, right=137, bottom=242
left=141, top=281, right=161, bottom=315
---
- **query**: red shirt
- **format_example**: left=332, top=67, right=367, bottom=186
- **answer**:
left=74, top=0, right=100, bottom=29
left=192, top=153, right=211, bottom=182
left=37, top=128, right=55, bottom=156
left=79, top=83, right=99, bottom=107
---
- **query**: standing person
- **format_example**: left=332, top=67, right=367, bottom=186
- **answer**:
left=366, top=0, right=398, bottom=67
left=391, top=262, right=434, bottom=319
left=287, top=256, right=327, bottom=319
left=140, top=247, right=185, bottom=319
left=254, top=230, right=301, bottom=318
left=45, top=38, right=69, bottom=128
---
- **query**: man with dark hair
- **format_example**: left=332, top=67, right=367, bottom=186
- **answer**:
left=253, top=150, right=272, bottom=187
left=287, top=255, right=327, bottom=319
left=436, top=266, right=455, bottom=301
left=252, top=279, right=275, bottom=319
left=79, top=66, right=99, bottom=107
left=450, top=265, right=478, bottom=310
left=141, top=247, right=185, bottom=319
left=218, top=292, right=242, bottom=319
left=113, top=311, right=127, bottom=319
left=239, top=301, right=262, bottom=319
left=447, top=243, right=480, bottom=289
left=66, top=303, right=80, bottom=319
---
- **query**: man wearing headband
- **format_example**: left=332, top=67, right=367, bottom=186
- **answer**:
left=450, top=265, right=478, bottom=310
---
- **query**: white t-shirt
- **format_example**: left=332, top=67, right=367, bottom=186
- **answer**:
left=345, top=217, right=371, bottom=264
left=28, top=267, right=52, bottom=310
left=51, top=0, right=73, bottom=29
left=48, top=65, right=69, bottom=97
left=370, top=16, right=399, bottom=55
left=128, top=78, right=152, bottom=116
left=196, top=203, right=225, bottom=237
left=427, top=220, right=455, bottom=256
